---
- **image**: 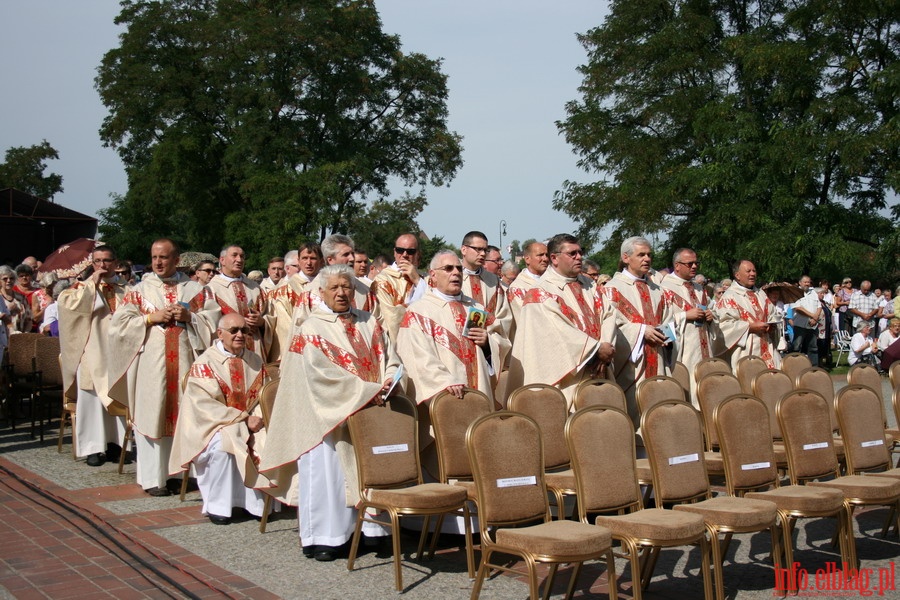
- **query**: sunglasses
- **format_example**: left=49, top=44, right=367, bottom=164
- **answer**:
left=676, top=261, right=700, bottom=267
left=556, top=250, right=584, bottom=258
left=222, top=326, right=251, bottom=335
left=395, top=246, right=418, bottom=256
left=196, top=268, right=216, bottom=273
left=435, top=265, right=463, bottom=273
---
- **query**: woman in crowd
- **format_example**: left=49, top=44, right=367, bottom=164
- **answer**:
left=0, top=265, right=32, bottom=335
left=878, top=289, right=894, bottom=334
left=849, top=320, right=877, bottom=367
left=31, top=272, right=57, bottom=332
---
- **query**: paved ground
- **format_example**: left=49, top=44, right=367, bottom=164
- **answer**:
left=0, top=375, right=898, bottom=599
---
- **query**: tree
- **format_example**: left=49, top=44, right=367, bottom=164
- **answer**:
left=0, top=141, right=64, bottom=200
left=96, top=0, right=462, bottom=261
left=556, top=0, right=898, bottom=282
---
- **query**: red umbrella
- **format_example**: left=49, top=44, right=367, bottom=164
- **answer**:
left=761, top=282, right=804, bottom=305
left=39, top=238, right=99, bottom=279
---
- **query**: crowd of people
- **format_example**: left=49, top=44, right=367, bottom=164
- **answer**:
left=2, top=232, right=898, bottom=566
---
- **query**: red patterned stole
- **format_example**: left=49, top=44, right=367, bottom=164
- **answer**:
left=189, top=360, right=265, bottom=411
left=720, top=289, right=777, bottom=367
left=215, top=279, right=262, bottom=352
left=99, top=282, right=118, bottom=313
left=521, top=284, right=604, bottom=340
left=608, top=279, right=667, bottom=377
left=400, top=302, right=480, bottom=389
left=289, top=314, right=385, bottom=384
left=467, top=272, right=483, bottom=306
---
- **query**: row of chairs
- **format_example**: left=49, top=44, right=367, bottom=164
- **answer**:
left=3, top=332, right=63, bottom=440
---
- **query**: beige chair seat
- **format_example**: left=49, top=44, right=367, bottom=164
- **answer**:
left=704, top=452, right=724, bottom=473
left=453, top=480, right=478, bottom=501
left=674, top=496, right=777, bottom=529
left=595, top=507, right=706, bottom=541
left=810, top=475, right=900, bottom=502
left=885, top=431, right=897, bottom=446
left=496, top=519, right=612, bottom=556
left=868, top=469, right=900, bottom=479
left=746, top=485, right=844, bottom=513
left=368, top=483, right=467, bottom=510
left=544, top=469, right=576, bottom=491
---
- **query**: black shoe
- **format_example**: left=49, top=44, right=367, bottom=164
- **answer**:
left=166, top=477, right=184, bottom=494
left=145, top=486, right=172, bottom=497
left=302, top=545, right=316, bottom=559
left=105, top=442, right=122, bottom=462
left=86, top=453, right=106, bottom=467
left=208, top=514, right=231, bottom=525
left=314, top=546, right=338, bottom=562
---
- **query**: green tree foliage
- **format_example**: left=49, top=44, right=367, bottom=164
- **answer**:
left=96, top=0, right=462, bottom=261
left=0, top=141, right=64, bottom=200
left=557, top=0, right=898, bottom=282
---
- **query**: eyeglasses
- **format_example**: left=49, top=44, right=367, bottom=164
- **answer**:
left=435, top=265, right=463, bottom=273
left=586, top=272, right=600, bottom=279
left=556, top=250, right=584, bottom=258
left=286, top=264, right=299, bottom=269
left=464, top=245, right=488, bottom=254
left=676, top=261, right=700, bottom=267
left=485, top=258, right=503, bottom=264
left=92, top=258, right=116, bottom=264
left=196, top=268, right=216, bottom=274
left=394, top=246, right=418, bottom=256
left=222, top=326, right=251, bottom=335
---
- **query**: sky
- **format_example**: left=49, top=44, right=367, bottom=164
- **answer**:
left=1, top=1, right=611, bottom=256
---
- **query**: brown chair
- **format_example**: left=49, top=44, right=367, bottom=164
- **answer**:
left=847, top=363, right=897, bottom=446
left=492, top=369, right=510, bottom=409
left=778, top=389, right=900, bottom=566
left=573, top=378, right=627, bottom=413
left=795, top=367, right=846, bottom=461
left=507, top=383, right=576, bottom=519
left=781, top=352, right=812, bottom=382
left=750, top=369, right=793, bottom=441
left=696, top=372, right=742, bottom=452
left=714, top=393, right=852, bottom=588
left=429, top=387, right=493, bottom=577
left=736, top=355, right=767, bottom=395
left=117, top=406, right=135, bottom=475
left=642, top=401, right=781, bottom=600
left=693, top=357, right=732, bottom=385
left=467, top=410, right=618, bottom=600
left=834, top=385, right=900, bottom=479
left=566, top=406, right=712, bottom=600
left=4, top=332, right=43, bottom=429
left=346, top=395, right=472, bottom=592
left=890, top=362, right=900, bottom=388
left=31, top=336, right=63, bottom=441
left=57, top=355, right=78, bottom=459
left=257, top=378, right=280, bottom=533
left=671, top=361, right=691, bottom=402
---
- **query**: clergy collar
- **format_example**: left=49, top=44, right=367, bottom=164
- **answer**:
left=215, top=339, right=243, bottom=359
left=217, top=273, right=243, bottom=283
left=548, top=266, right=578, bottom=284
left=524, top=269, right=542, bottom=280
left=431, top=288, right=462, bottom=302
left=731, top=281, right=754, bottom=292
left=620, top=268, right=646, bottom=283
left=463, top=266, right=482, bottom=276
left=297, top=272, right=312, bottom=283
left=318, top=304, right=352, bottom=318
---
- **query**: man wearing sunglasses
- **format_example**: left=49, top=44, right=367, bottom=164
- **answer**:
left=108, top=238, right=219, bottom=497
left=58, top=245, right=131, bottom=468
left=170, top=313, right=270, bottom=525
left=260, top=264, right=398, bottom=560
left=660, top=247, right=715, bottom=406
left=371, top=233, right=427, bottom=340
left=510, top=234, right=615, bottom=406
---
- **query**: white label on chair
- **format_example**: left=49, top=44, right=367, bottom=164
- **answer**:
left=802, top=442, right=829, bottom=450
left=372, top=444, right=408, bottom=454
left=496, top=476, right=537, bottom=488
left=668, top=453, right=699, bottom=465
left=861, top=439, right=885, bottom=447
left=741, top=462, right=771, bottom=471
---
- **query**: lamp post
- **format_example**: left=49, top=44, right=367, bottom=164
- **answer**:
left=499, top=220, right=507, bottom=257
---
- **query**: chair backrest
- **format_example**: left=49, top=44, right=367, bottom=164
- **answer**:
left=466, top=411, right=549, bottom=529
left=264, top=361, right=280, bottom=382
left=781, top=352, right=813, bottom=381
left=696, top=372, right=742, bottom=449
left=890, top=361, right=900, bottom=388
left=7, top=332, right=42, bottom=377
left=566, top=406, right=642, bottom=519
left=258, top=378, right=280, bottom=427
left=795, top=367, right=838, bottom=432
left=714, top=394, right=779, bottom=495
left=671, top=361, right=691, bottom=401
left=430, top=388, right=493, bottom=482
left=572, top=378, right=627, bottom=413
left=751, top=369, right=793, bottom=439
left=693, top=356, right=732, bottom=383
left=33, top=336, right=62, bottom=386
left=507, top=384, right=570, bottom=470
left=847, top=363, right=882, bottom=396
left=736, top=355, right=768, bottom=394
left=777, top=389, right=840, bottom=484
left=348, top=394, right=420, bottom=490
left=835, top=385, right=891, bottom=474
left=641, top=401, right=710, bottom=504
left=636, top=375, right=686, bottom=416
